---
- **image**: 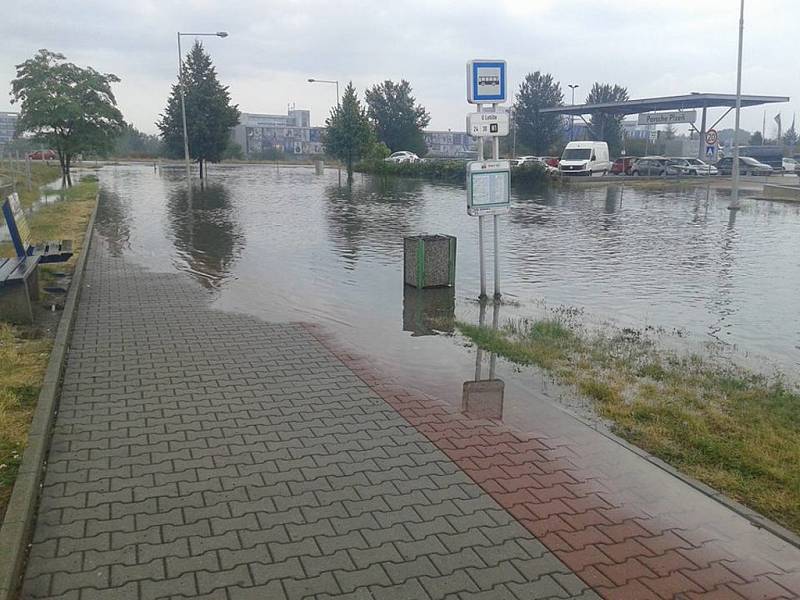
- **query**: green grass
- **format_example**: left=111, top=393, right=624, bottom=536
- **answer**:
left=0, top=176, right=97, bottom=522
left=457, top=314, right=800, bottom=534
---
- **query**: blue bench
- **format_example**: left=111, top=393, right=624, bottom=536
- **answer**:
left=2, top=192, right=73, bottom=264
left=0, top=256, right=40, bottom=324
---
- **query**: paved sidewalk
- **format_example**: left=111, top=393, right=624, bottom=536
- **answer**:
left=21, top=235, right=597, bottom=599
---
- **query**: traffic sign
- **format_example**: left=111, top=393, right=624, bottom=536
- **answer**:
left=466, top=60, right=507, bottom=104
left=706, top=145, right=717, bottom=159
left=705, top=129, right=718, bottom=145
left=466, top=160, right=511, bottom=216
left=467, top=111, right=510, bottom=137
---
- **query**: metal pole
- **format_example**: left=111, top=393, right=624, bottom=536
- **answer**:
left=698, top=106, right=707, bottom=159
left=489, top=300, right=499, bottom=380
left=477, top=105, right=487, bottom=299
left=475, top=300, right=487, bottom=380
left=492, top=103, right=501, bottom=300
left=730, top=0, right=744, bottom=210
left=178, top=33, right=191, bottom=180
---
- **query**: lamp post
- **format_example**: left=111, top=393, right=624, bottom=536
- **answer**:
left=729, top=0, right=744, bottom=210
left=307, top=78, right=340, bottom=106
left=568, top=84, right=579, bottom=141
left=177, top=31, right=228, bottom=180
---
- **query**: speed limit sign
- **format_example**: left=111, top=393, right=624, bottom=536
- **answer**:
left=705, top=129, right=718, bottom=145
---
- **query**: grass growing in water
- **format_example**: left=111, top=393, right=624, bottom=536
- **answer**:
left=0, top=176, right=97, bottom=521
left=456, top=316, right=800, bottom=534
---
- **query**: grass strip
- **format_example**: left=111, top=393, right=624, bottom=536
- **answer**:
left=0, top=176, right=98, bottom=521
left=456, top=315, right=800, bottom=534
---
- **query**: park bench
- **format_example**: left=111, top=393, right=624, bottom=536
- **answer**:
left=0, top=255, right=40, bottom=324
left=2, top=192, right=73, bottom=264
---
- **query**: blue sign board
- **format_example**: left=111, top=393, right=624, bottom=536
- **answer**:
left=467, top=60, right=507, bottom=104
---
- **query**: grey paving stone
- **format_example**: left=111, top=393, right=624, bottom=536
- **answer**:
left=20, top=236, right=596, bottom=600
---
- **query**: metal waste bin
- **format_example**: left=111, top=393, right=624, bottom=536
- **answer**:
left=403, top=234, right=456, bottom=288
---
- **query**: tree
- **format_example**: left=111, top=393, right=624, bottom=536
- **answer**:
left=323, top=82, right=374, bottom=182
left=113, top=124, right=163, bottom=158
left=586, top=83, right=629, bottom=155
left=513, top=71, right=564, bottom=155
left=157, top=41, right=240, bottom=178
left=11, top=49, right=125, bottom=186
left=365, top=80, right=430, bottom=156
left=782, top=120, right=798, bottom=147
left=749, top=131, right=763, bottom=145
left=663, top=123, right=676, bottom=140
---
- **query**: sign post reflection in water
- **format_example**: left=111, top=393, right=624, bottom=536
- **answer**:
left=466, top=59, right=510, bottom=300
left=463, top=301, right=504, bottom=420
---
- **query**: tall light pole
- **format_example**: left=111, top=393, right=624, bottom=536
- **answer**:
left=307, top=78, right=340, bottom=106
left=177, top=31, right=228, bottom=180
left=568, top=84, right=579, bottom=141
left=730, top=0, right=744, bottom=210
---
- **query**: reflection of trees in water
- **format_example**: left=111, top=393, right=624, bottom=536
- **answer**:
left=323, top=177, right=423, bottom=269
left=166, top=182, right=244, bottom=290
left=95, top=188, right=132, bottom=257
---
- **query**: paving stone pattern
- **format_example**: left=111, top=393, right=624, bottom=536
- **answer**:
left=20, top=235, right=597, bottom=599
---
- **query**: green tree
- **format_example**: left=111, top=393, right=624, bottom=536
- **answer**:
left=586, top=83, right=629, bottom=155
left=157, top=41, right=240, bottom=178
left=10, top=49, right=125, bottom=186
left=365, top=80, right=430, bottom=156
left=749, top=131, right=763, bottom=145
left=513, top=71, right=564, bottom=155
left=113, top=124, right=163, bottom=158
left=323, top=82, right=374, bottom=182
left=782, top=120, right=798, bottom=147
left=663, top=123, right=676, bottom=140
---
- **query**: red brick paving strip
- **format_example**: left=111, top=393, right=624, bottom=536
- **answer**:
left=306, top=324, right=800, bottom=600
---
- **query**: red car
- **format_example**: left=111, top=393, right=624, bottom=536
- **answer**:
left=27, top=149, right=57, bottom=160
left=611, top=156, right=636, bottom=175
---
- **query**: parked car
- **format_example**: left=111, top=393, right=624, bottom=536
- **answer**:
left=27, top=149, right=57, bottom=160
left=630, top=156, right=679, bottom=176
left=384, top=151, right=419, bottom=164
left=513, top=156, right=558, bottom=174
left=716, top=156, right=773, bottom=176
left=667, top=157, right=718, bottom=176
left=558, top=141, right=610, bottom=176
left=782, top=157, right=798, bottom=173
left=610, top=157, right=637, bottom=175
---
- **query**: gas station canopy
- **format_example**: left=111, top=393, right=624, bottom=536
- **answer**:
left=540, top=93, right=789, bottom=116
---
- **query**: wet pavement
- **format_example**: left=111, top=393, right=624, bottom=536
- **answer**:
left=19, top=163, right=800, bottom=599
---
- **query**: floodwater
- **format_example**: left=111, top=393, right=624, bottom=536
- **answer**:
left=93, top=163, right=800, bottom=423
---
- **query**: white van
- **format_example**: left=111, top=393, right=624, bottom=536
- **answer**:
left=558, top=141, right=611, bottom=176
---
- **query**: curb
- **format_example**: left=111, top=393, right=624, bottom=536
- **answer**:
left=0, top=191, right=100, bottom=600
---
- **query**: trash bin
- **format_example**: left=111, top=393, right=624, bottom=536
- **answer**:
left=403, top=234, right=456, bottom=288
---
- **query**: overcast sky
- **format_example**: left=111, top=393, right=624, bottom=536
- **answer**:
left=1, top=0, right=797, bottom=137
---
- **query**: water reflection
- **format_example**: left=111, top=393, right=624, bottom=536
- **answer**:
left=323, top=177, right=422, bottom=269
left=95, top=188, right=132, bottom=257
left=462, top=301, right=505, bottom=421
left=402, top=285, right=455, bottom=336
left=166, top=182, right=244, bottom=290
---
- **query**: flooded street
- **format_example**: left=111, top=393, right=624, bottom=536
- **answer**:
left=95, top=163, right=800, bottom=427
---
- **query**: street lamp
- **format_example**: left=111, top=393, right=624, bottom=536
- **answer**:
left=177, top=31, right=229, bottom=179
left=729, top=0, right=744, bottom=210
left=307, top=78, right=340, bottom=106
left=568, top=84, right=580, bottom=141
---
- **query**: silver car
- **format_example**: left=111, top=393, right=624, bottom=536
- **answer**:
left=668, top=157, right=719, bottom=176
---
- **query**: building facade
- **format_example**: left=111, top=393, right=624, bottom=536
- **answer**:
left=231, top=110, right=325, bottom=157
left=423, top=130, right=477, bottom=158
left=0, top=112, right=19, bottom=147
left=232, top=109, right=477, bottom=159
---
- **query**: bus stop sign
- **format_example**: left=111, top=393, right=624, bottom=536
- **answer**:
left=467, top=60, right=507, bottom=104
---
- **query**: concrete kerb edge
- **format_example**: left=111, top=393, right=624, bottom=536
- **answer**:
left=0, top=191, right=100, bottom=600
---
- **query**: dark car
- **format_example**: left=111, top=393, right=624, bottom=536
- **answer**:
left=630, top=157, right=679, bottom=176
left=611, top=157, right=636, bottom=175
left=716, top=156, right=773, bottom=176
